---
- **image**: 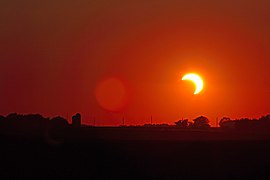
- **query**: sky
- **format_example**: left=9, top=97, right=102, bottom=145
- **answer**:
left=0, top=0, right=270, bottom=126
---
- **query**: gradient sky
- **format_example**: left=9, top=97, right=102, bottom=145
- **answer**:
left=1, top=0, right=270, bottom=125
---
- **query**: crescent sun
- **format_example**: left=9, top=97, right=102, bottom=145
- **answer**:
left=182, top=73, right=204, bottom=94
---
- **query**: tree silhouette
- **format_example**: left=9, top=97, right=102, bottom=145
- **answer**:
left=193, top=116, right=210, bottom=128
left=6, top=113, right=47, bottom=129
left=0, top=115, right=5, bottom=122
left=175, top=119, right=189, bottom=127
left=6, top=113, right=21, bottom=121
left=219, top=117, right=231, bottom=126
left=50, top=116, right=69, bottom=128
left=0, top=115, right=6, bottom=130
left=257, top=115, right=270, bottom=131
left=219, top=117, right=236, bottom=129
left=259, top=114, right=270, bottom=122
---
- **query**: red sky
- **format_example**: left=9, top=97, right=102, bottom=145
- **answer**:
left=0, top=0, right=270, bottom=126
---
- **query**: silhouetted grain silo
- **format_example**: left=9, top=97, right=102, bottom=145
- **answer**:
left=72, top=113, right=81, bottom=127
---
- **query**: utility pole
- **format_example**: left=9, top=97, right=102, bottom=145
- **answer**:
left=151, top=115, right=153, bottom=125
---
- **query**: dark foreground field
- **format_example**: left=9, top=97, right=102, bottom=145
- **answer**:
left=1, top=127, right=270, bottom=179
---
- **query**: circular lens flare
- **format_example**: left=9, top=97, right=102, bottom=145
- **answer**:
left=95, top=77, right=128, bottom=111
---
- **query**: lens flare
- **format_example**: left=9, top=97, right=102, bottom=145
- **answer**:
left=95, top=77, right=128, bottom=111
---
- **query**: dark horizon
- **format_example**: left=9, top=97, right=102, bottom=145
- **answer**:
left=1, top=112, right=270, bottom=127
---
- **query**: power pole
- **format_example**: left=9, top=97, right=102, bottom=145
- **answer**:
left=151, top=115, right=153, bottom=125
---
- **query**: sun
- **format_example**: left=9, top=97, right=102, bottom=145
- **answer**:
left=182, top=73, right=204, bottom=94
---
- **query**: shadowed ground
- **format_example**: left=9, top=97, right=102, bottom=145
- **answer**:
left=1, top=127, right=270, bottom=179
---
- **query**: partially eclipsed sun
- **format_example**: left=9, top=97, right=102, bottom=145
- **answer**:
left=182, top=73, right=204, bottom=94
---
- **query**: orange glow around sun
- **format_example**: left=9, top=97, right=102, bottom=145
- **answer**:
left=95, top=77, right=128, bottom=112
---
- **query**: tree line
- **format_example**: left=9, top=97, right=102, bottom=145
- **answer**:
left=0, top=113, right=270, bottom=132
left=219, top=114, right=270, bottom=132
left=0, top=113, right=73, bottom=138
